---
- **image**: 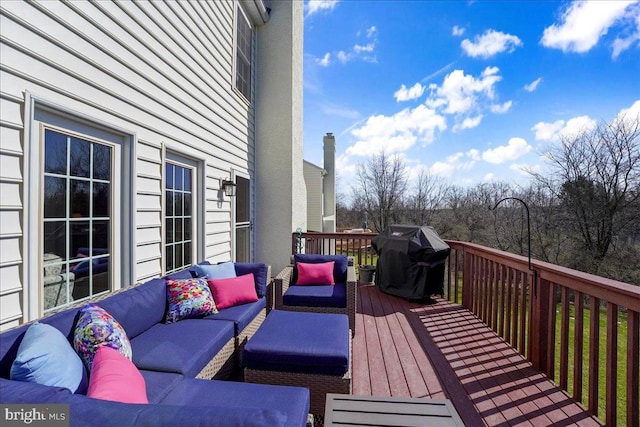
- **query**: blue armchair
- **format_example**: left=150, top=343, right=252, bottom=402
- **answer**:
left=274, top=254, right=356, bottom=335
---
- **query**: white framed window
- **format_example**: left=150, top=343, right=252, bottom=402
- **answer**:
left=25, top=95, right=134, bottom=318
left=234, top=3, right=253, bottom=101
left=42, top=128, right=114, bottom=311
left=164, top=152, right=201, bottom=274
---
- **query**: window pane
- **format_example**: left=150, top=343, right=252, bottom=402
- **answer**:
left=175, top=243, right=184, bottom=270
left=166, top=164, right=174, bottom=190
left=93, top=182, right=110, bottom=217
left=93, top=144, right=111, bottom=180
left=166, top=191, right=174, bottom=216
left=175, top=193, right=183, bottom=216
left=175, top=167, right=183, bottom=191
left=184, top=218, right=191, bottom=241
left=92, top=256, right=110, bottom=294
left=184, top=242, right=191, bottom=267
left=44, top=176, right=66, bottom=218
left=166, top=245, right=174, bottom=272
left=175, top=218, right=183, bottom=242
left=44, top=130, right=67, bottom=174
left=93, top=220, right=110, bottom=250
left=166, top=218, right=174, bottom=244
left=184, top=169, right=191, bottom=191
left=184, top=194, right=191, bottom=216
left=44, top=222, right=66, bottom=260
left=70, top=137, right=91, bottom=178
left=236, top=176, right=250, bottom=223
left=70, top=180, right=90, bottom=217
left=70, top=221, right=90, bottom=260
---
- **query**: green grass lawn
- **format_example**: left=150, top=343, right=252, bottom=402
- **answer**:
left=554, top=303, right=628, bottom=425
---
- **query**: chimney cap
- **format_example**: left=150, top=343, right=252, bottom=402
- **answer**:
left=325, top=132, right=334, bottom=137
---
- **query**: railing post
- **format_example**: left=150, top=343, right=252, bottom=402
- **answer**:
left=462, top=251, right=473, bottom=310
left=530, top=276, right=551, bottom=374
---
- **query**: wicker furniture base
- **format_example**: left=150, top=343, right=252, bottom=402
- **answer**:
left=237, top=308, right=267, bottom=367
left=196, top=336, right=236, bottom=380
left=245, top=365, right=351, bottom=415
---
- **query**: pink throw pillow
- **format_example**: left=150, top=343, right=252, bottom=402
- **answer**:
left=87, top=346, right=148, bottom=404
left=296, top=261, right=335, bottom=286
left=207, top=273, right=259, bottom=310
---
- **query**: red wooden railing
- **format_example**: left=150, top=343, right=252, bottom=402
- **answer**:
left=294, top=232, right=640, bottom=427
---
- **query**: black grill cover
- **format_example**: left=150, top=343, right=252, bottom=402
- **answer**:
left=372, top=225, right=450, bottom=300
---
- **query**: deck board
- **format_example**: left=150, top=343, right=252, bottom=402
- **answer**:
left=352, top=284, right=602, bottom=427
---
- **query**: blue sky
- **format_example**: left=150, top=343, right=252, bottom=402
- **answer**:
left=303, top=0, right=640, bottom=196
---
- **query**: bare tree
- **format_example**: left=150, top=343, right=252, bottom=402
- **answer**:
left=351, top=151, right=408, bottom=232
left=404, top=170, right=447, bottom=226
left=532, top=112, right=640, bottom=274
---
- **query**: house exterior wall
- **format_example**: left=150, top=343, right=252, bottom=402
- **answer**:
left=255, top=0, right=305, bottom=274
left=303, top=161, right=324, bottom=232
left=0, top=0, right=293, bottom=329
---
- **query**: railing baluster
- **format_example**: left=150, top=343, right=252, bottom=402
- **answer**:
left=519, top=271, right=527, bottom=354
left=589, top=295, right=600, bottom=416
left=547, top=281, right=557, bottom=379
left=512, top=269, right=520, bottom=351
left=606, top=303, right=618, bottom=427
left=573, top=291, right=584, bottom=402
left=628, top=310, right=639, bottom=427
left=505, top=267, right=513, bottom=346
left=560, top=286, right=570, bottom=390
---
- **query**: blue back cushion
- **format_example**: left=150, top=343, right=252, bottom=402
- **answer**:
left=234, top=263, right=269, bottom=298
left=97, top=278, right=166, bottom=339
left=293, top=254, right=348, bottom=284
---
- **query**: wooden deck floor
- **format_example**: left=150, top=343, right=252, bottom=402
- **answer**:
left=353, top=284, right=602, bottom=427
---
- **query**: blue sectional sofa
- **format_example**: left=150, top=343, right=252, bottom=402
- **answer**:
left=0, top=263, right=310, bottom=427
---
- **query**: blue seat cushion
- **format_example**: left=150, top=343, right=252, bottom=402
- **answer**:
left=243, top=310, right=349, bottom=376
left=204, top=298, right=266, bottom=335
left=161, top=378, right=309, bottom=427
left=283, top=281, right=346, bottom=308
left=0, top=377, right=73, bottom=403
left=130, top=319, right=234, bottom=378
left=293, top=254, right=348, bottom=283
left=139, top=370, right=184, bottom=404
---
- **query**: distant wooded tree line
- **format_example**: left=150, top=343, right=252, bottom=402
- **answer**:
left=338, top=112, right=640, bottom=285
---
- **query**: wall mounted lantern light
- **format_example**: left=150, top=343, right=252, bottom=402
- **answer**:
left=221, top=178, right=237, bottom=197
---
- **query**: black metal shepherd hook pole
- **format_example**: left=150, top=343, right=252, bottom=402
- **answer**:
left=490, top=197, right=538, bottom=296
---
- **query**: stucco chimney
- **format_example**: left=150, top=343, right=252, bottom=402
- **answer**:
left=323, top=133, right=336, bottom=232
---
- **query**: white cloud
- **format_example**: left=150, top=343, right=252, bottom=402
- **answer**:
left=532, top=116, right=598, bottom=142
left=616, top=99, right=640, bottom=124
left=452, top=25, right=465, bottom=36
left=541, top=1, right=638, bottom=55
left=461, top=29, right=523, bottom=58
left=317, top=53, right=331, bottom=67
left=490, top=101, right=512, bottom=114
left=482, top=137, right=532, bottom=164
left=532, top=120, right=565, bottom=141
left=347, top=105, right=447, bottom=157
left=484, top=172, right=495, bottom=181
left=320, top=25, right=378, bottom=66
left=394, top=83, right=426, bottom=102
left=430, top=150, right=479, bottom=177
left=454, top=115, right=483, bottom=132
left=427, top=66, right=502, bottom=115
left=318, top=102, right=360, bottom=119
left=306, top=0, right=340, bottom=16
left=559, top=116, right=598, bottom=140
left=524, top=77, right=543, bottom=92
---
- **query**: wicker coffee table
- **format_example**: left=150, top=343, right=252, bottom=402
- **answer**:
left=243, top=310, right=351, bottom=415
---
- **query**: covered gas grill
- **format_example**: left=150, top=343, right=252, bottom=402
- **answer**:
left=371, top=225, right=450, bottom=301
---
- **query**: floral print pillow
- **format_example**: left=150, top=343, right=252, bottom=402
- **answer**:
left=73, top=303, right=132, bottom=370
left=165, top=278, right=218, bottom=324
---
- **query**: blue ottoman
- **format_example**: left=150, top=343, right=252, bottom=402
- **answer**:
left=243, top=310, right=351, bottom=415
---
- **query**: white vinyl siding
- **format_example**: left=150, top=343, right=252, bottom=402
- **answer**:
left=0, top=0, right=264, bottom=327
